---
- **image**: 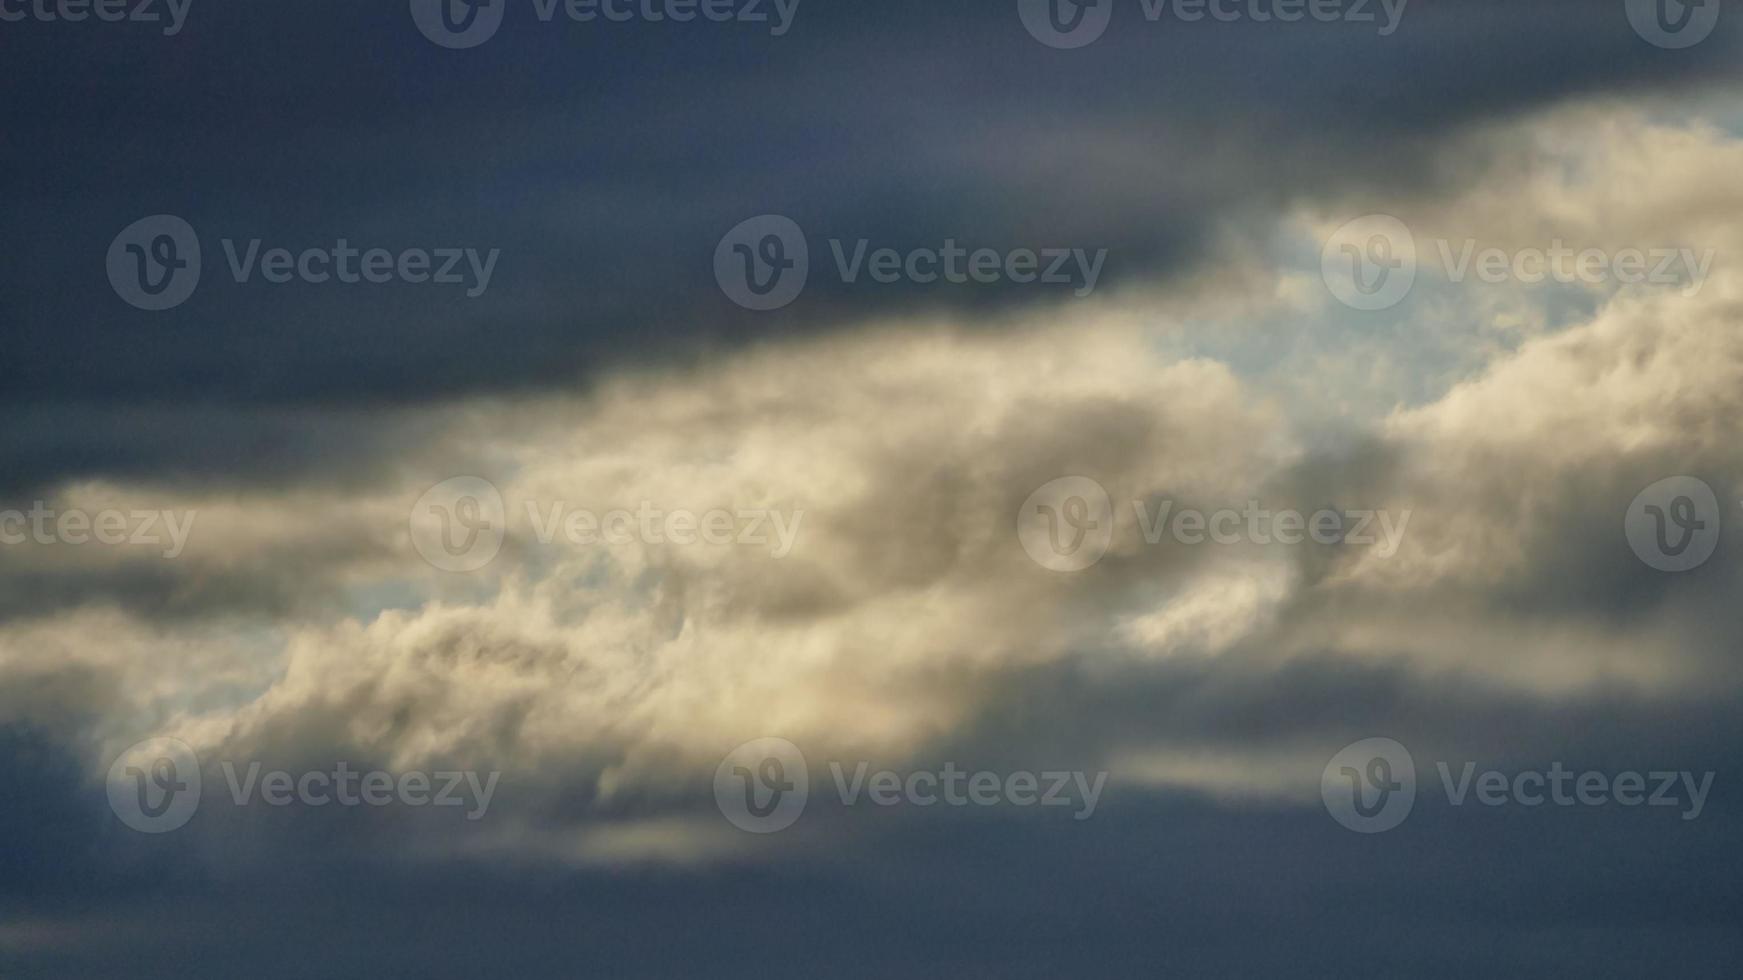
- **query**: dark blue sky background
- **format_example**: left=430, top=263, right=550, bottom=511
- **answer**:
left=3, top=1, right=1741, bottom=976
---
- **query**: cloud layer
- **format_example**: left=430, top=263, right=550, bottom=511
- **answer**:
left=4, top=7, right=1743, bottom=976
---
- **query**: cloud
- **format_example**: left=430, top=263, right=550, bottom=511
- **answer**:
left=5, top=2, right=1740, bottom=496
left=6, top=72, right=1743, bottom=975
left=10, top=104, right=1743, bottom=819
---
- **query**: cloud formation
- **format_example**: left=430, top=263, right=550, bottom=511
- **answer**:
left=4, top=8, right=1742, bottom=976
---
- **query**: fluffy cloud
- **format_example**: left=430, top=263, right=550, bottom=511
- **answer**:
left=4, top=104, right=1741, bottom=874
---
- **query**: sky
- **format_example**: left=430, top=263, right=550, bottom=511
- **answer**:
left=2, top=0, right=1742, bottom=975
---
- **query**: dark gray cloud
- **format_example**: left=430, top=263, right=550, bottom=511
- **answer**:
left=3, top=0, right=1740, bottom=492
left=4, top=2, right=1743, bottom=975
left=3, top=654, right=1739, bottom=976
